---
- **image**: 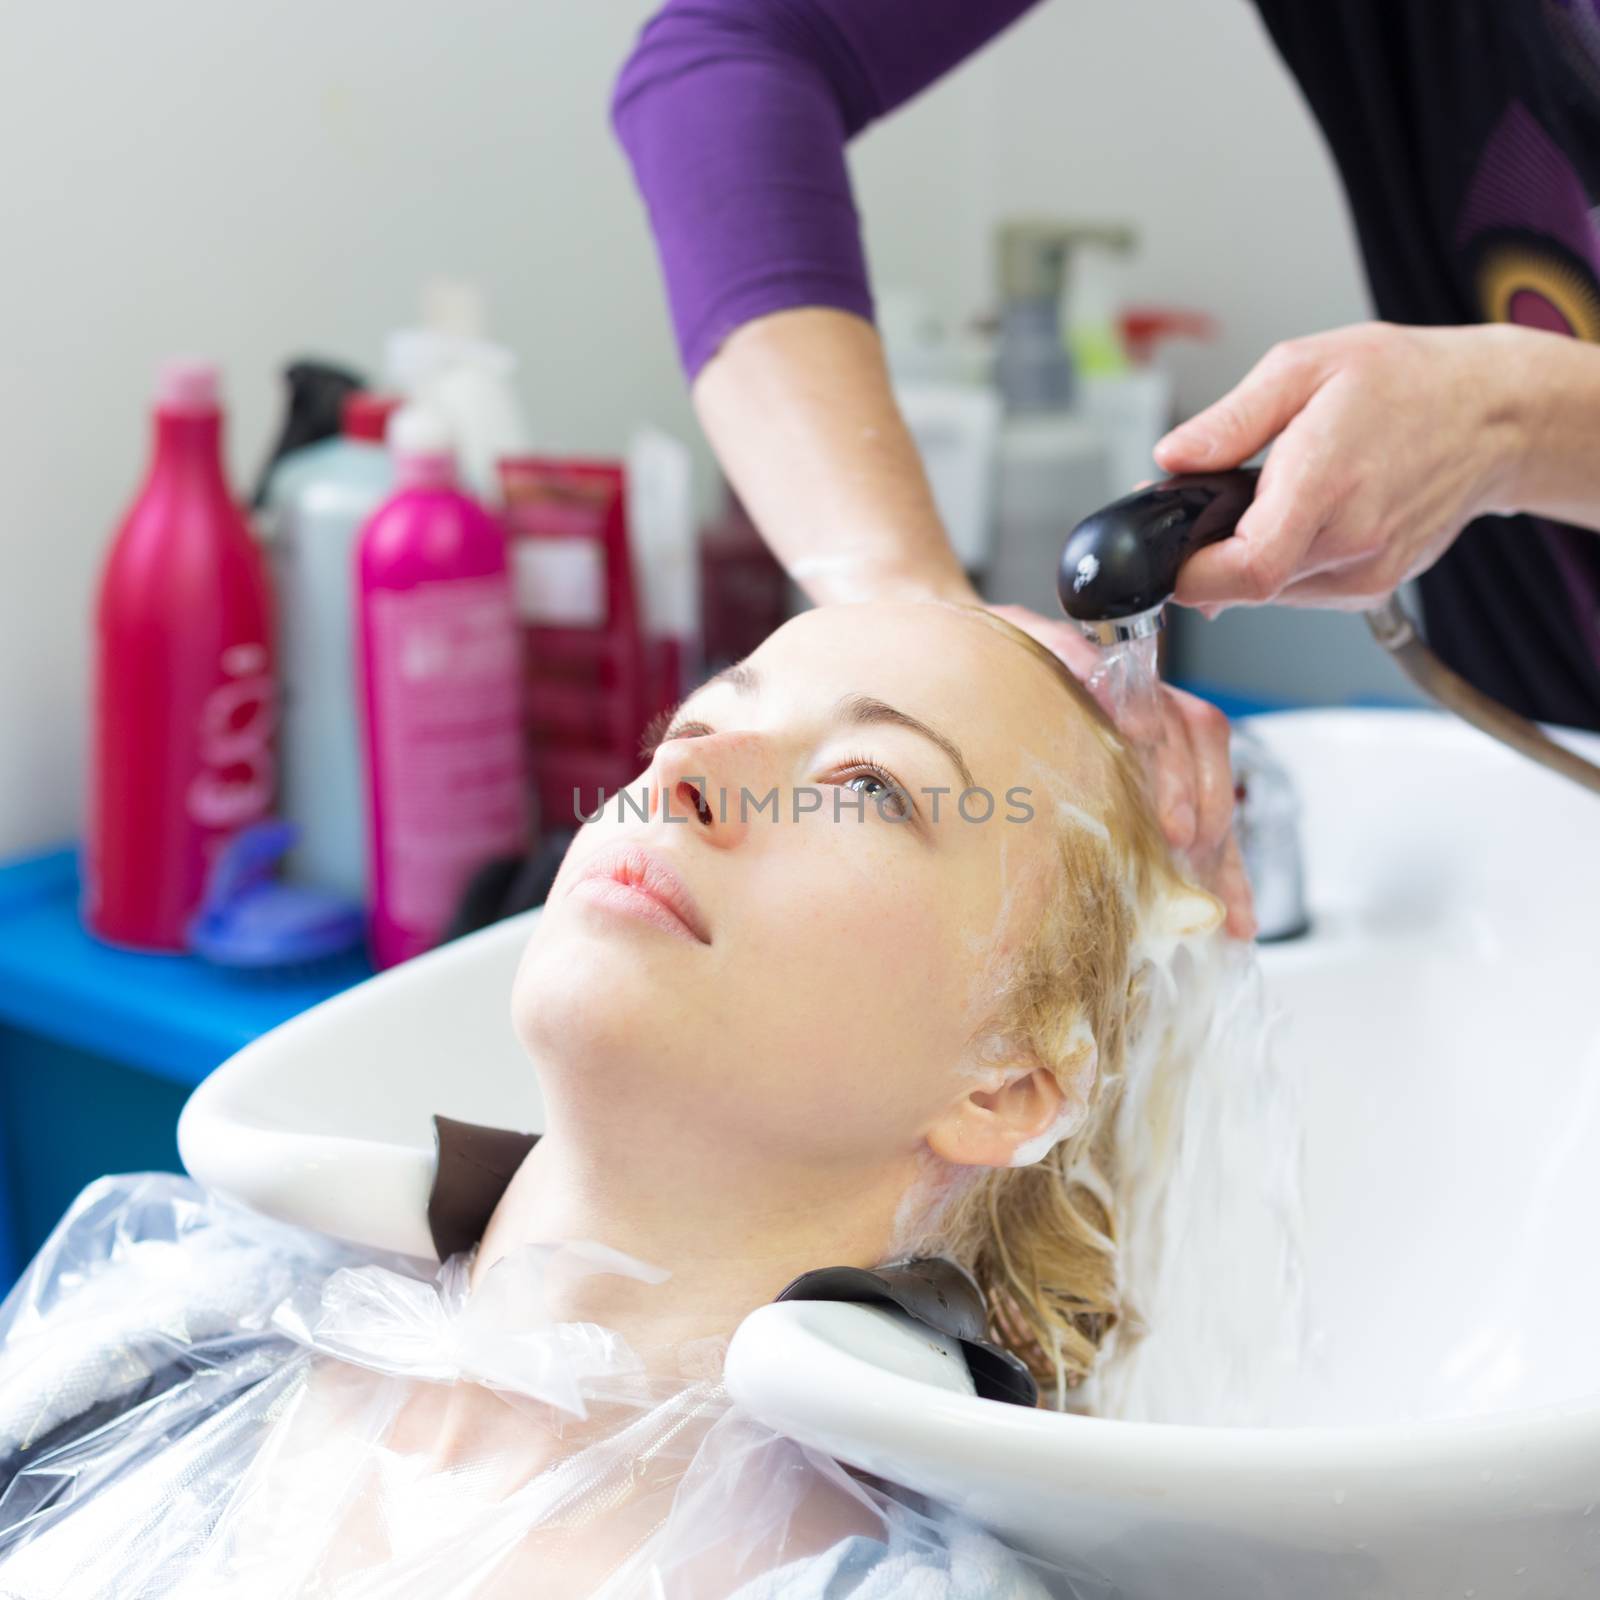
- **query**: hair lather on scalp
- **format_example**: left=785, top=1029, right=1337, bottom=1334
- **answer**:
left=903, top=606, right=1216, bottom=1407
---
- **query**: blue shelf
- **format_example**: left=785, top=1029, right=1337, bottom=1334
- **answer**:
left=1170, top=678, right=1426, bottom=724
left=0, top=847, right=371, bottom=1089
left=0, top=846, right=372, bottom=1291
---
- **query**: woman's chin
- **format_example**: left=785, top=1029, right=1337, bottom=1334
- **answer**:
left=512, top=923, right=699, bottom=1065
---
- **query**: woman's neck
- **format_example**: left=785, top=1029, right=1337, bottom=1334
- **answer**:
left=468, top=1120, right=927, bottom=1371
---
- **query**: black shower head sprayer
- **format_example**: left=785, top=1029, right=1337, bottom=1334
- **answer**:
left=1058, top=468, right=1260, bottom=644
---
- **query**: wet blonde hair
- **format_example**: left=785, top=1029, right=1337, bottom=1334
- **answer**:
left=926, top=609, right=1203, bottom=1405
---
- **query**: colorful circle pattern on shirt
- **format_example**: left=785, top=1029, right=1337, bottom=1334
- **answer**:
left=1476, top=239, right=1600, bottom=338
left=1456, top=99, right=1600, bottom=342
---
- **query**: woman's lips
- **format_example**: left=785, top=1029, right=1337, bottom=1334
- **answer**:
left=566, top=845, right=712, bottom=945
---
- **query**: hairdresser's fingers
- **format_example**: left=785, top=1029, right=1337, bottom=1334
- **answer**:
left=1154, top=340, right=1325, bottom=476
left=1151, top=694, right=1200, bottom=854
left=1170, top=433, right=1338, bottom=609
left=1211, top=834, right=1258, bottom=941
left=1167, top=688, right=1236, bottom=859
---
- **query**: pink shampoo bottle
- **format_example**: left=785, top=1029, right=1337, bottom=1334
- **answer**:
left=356, top=406, right=529, bottom=969
left=86, top=359, right=277, bottom=950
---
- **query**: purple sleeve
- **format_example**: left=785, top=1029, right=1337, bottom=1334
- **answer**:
left=611, top=0, right=1044, bottom=378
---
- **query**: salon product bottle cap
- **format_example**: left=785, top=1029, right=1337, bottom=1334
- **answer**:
left=388, top=404, right=454, bottom=462
left=156, top=358, right=220, bottom=414
left=342, top=392, right=403, bottom=443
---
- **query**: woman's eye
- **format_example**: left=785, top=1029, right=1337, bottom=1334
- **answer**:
left=839, top=761, right=914, bottom=821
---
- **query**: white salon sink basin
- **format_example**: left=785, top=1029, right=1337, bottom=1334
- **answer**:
left=1257, top=711, right=1600, bottom=1429
left=181, top=709, right=1600, bottom=1599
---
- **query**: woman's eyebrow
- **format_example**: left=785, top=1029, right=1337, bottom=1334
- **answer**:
left=835, top=694, right=975, bottom=791
left=666, top=659, right=758, bottom=723
left=672, top=666, right=976, bottom=790
left=700, top=659, right=760, bottom=698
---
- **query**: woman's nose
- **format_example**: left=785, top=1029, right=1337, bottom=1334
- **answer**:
left=649, top=731, right=764, bottom=847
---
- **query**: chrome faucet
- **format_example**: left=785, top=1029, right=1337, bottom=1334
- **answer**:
left=1229, top=726, right=1309, bottom=942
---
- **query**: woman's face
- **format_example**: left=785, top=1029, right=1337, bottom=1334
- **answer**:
left=513, top=602, right=1104, bottom=1173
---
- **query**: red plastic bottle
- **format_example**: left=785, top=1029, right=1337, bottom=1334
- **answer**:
left=86, top=360, right=277, bottom=950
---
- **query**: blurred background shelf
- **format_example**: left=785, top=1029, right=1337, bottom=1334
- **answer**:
left=0, top=846, right=371, bottom=1293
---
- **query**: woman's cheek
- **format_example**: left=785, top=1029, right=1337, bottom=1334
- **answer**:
left=741, top=824, right=955, bottom=1027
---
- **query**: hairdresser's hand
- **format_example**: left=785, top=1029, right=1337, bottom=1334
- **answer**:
left=1154, top=322, right=1536, bottom=611
left=987, top=605, right=1256, bottom=940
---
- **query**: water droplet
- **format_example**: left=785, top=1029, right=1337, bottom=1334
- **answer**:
left=1480, top=1468, right=1493, bottom=1484
left=1332, top=1488, right=1346, bottom=1506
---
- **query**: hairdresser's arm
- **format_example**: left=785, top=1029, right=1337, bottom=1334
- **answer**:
left=611, top=0, right=1030, bottom=598
left=612, top=0, right=1042, bottom=375
left=613, top=0, right=1031, bottom=595
left=1155, top=323, right=1600, bottom=610
left=1507, top=331, right=1600, bottom=530
left=693, top=308, right=969, bottom=604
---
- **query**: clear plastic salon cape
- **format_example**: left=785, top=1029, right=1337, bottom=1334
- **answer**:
left=0, top=1175, right=1102, bottom=1599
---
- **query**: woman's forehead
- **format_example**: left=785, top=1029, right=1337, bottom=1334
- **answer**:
left=747, top=603, right=1089, bottom=767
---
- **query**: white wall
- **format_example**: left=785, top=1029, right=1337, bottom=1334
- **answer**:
left=0, top=0, right=1389, bottom=859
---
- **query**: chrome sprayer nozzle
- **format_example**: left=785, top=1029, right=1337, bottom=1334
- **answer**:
left=1075, top=610, right=1166, bottom=647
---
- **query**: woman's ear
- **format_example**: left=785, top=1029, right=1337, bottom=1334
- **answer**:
left=926, top=1055, right=1068, bottom=1169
